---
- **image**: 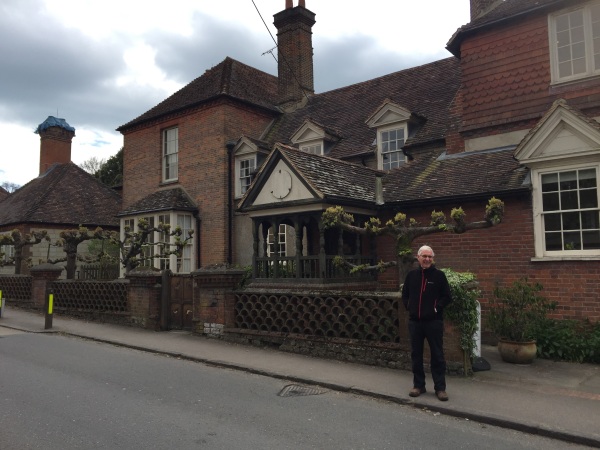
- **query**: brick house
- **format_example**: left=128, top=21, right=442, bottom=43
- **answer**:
left=117, top=0, right=599, bottom=328
left=0, top=116, right=122, bottom=277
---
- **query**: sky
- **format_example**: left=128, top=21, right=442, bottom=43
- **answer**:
left=0, top=0, right=470, bottom=187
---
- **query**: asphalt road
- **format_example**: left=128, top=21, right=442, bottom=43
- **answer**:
left=0, top=331, right=589, bottom=450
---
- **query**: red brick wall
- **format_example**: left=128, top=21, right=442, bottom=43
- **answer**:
left=375, top=196, right=600, bottom=324
left=122, top=99, right=275, bottom=267
left=456, top=9, right=600, bottom=141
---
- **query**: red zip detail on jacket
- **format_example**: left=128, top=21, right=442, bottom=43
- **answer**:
left=419, top=270, right=427, bottom=319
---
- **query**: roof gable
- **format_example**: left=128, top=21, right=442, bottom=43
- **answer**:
left=514, top=100, right=600, bottom=167
left=366, top=100, right=412, bottom=128
left=117, top=57, right=279, bottom=132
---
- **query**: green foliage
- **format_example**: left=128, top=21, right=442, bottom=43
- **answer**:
left=322, top=206, right=354, bottom=229
left=488, top=278, right=556, bottom=342
left=485, top=197, right=504, bottom=225
left=442, top=268, right=480, bottom=359
left=95, top=148, right=123, bottom=187
left=532, top=319, right=600, bottom=363
left=430, top=210, right=446, bottom=226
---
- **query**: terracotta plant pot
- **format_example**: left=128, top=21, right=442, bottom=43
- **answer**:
left=497, top=338, right=537, bottom=364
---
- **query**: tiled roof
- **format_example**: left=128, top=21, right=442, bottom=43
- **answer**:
left=117, top=187, right=197, bottom=217
left=265, top=58, right=461, bottom=160
left=117, top=57, right=279, bottom=132
left=0, top=163, right=122, bottom=228
left=382, top=147, right=529, bottom=204
left=447, top=0, right=572, bottom=56
left=0, top=186, right=8, bottom=202
left=277, top=145, right=383, bottom=205
left=242, top=145, right=528, bottom=211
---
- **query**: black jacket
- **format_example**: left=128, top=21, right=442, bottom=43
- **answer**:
left=401, top=265, right=452, bottom=321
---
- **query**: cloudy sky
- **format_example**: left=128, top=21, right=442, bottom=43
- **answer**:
left=0, top=0, right=470, bottom=187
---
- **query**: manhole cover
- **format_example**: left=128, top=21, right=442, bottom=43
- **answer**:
left=278, top=384, right=327, bottom=397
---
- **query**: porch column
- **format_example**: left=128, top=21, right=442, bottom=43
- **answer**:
left=272, top=220, right=280, bottom=278
left=294, top=218, right=303, bottom=278
left=261, top=222, right=269, bottom=276
left=252, top=219, right=259, bottom=278
left=318, top=218, right=326, bottom=278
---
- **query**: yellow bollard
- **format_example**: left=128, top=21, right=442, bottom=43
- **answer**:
left=45, top=292, right=53, bottom=330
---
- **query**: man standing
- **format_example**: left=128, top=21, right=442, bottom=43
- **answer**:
left=401, top=245, right=452, bottom=401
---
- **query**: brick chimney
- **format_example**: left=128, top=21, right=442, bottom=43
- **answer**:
left=35, top=116, right=76, bottom=175
left=274, top=0, right=315, bottom=111
left=470, top=0, right=499, bottom=20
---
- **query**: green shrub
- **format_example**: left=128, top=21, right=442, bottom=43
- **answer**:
left=532, top=318, right=600, bottom=363
left=442, top=268, right=480, bottom=360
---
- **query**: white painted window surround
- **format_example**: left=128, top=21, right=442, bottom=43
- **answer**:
left=549, top=1, right=600, bottom=84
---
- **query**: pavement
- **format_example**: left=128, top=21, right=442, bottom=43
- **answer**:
left=1, top=306, right=599, bottom=448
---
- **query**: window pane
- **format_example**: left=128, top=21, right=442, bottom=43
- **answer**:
left=573, top=57, right=587, bottom=74
left=583, top=230, right=600, bottom=249
left=580, top=189, right=599, bottom=208
left=541, top=173, right=558, bottom=192
left=563, top=232, right=581, bottom=250
left=579, top=169, right=597, bottom=188
left=545, top=232, right=562, bottom=251
left=544, top=213, right=562, bottom=231
left=542, top=192, right=559, bottom=211
left=559, top=171, right=577, bottom=190
left=556, top=14, right=569, bottom=32
left=559, top=61, right=573, bottom=78
left=569, top=10, right=583, bottom=28
left=581, top=211, right=600, bottom=229
left=561, top=191, right=579, bottom=209
left=562, top=212, right=581, bottom=230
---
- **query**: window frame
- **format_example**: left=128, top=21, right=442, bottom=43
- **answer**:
left=378, top=123, right=407, bottom=171
left=532, top=162, right=600, bottom=258
left=300, top=141, right=323, bottom=155
left=119, top=211, right=195, bottom=274
left=549, top=1, right=600, bottom=84
left=237, top=156, right=256, bottom=197
left=267, top=224, right=287, bottom=257
left=162, top=127, right=179, bottom=182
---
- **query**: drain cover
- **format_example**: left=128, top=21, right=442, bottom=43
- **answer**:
left=278, top=384, right=326, bottom=397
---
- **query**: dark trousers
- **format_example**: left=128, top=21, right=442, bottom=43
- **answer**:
left=408, top=319, right=447, bottom=392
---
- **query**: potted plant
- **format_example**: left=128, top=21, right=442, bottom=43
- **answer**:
left=487, top=278, right=556, bottom=364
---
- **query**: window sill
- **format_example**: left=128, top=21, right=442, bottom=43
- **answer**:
left=549, top=75, right=600, bottom=95
left=531, top=255, right=600, bottom=262
left=160, top=180, right=179, bottom=187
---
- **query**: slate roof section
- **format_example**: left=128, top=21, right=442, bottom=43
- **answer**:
left=447, top=0, right=572, bottom=56
left=117, top=57, right=279, bottom=132
left=241, top=143, right=529, bottom=212
left=0, top=163, right=122, bottom=228
left=264, top=58, right=461, bottom=160
left=276, top=145, right=383, bottom=205
left=382, top=147, right=529, bottom=204
left=0, top=186, right=8, bottom=202
left=117, top=188, right=198, bottom=217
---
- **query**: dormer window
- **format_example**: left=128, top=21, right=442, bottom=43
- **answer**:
left=366, top=100, right=411, bottom=171
left=300, top=142, right=322, bottom=155
left=233, top=137, right=268, bottom=198
left=380, top=125, right=406, bottom=170
left=549, top=1, right=600, bottom=84
left=239, top=157, right=256, bottom=195
left=291, top=120, right=338, bottom=156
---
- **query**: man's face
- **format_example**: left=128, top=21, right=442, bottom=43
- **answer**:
left=418, top=250, right=434, bottom=269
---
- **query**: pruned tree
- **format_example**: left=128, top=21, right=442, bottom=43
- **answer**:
left=47, top=226, right=116, bottom=279
left=0, top=181, right=20, bottom=193
left=113, top=218, right=194, bottom=274
left=322, top=197, right=505, bottom=281
left=79, top=156, right=106, bottom=175
left=0, top=229, right=50, bottom=274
